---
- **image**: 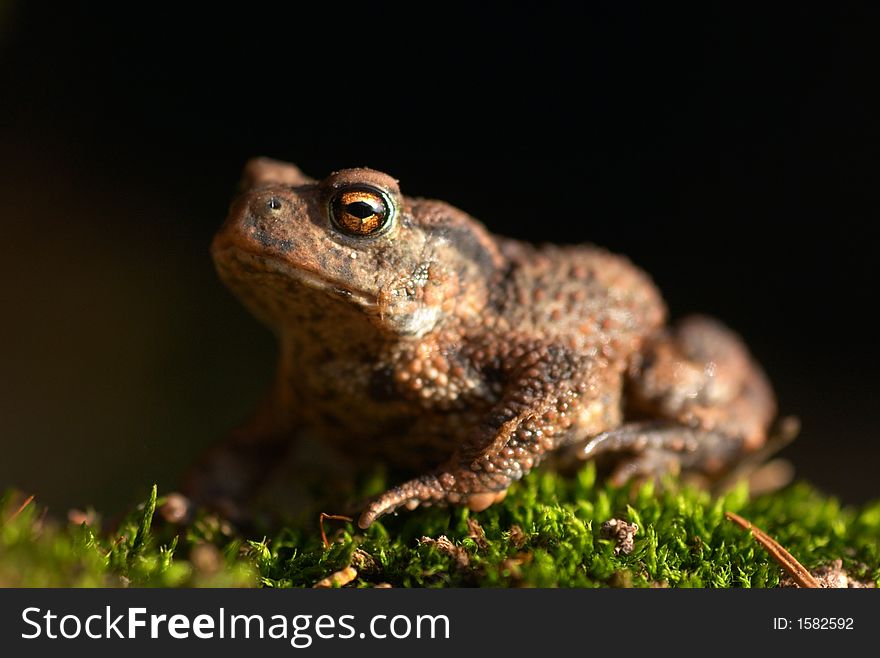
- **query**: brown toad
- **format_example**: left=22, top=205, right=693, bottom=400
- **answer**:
left=187, top=158, right=776, bottom=528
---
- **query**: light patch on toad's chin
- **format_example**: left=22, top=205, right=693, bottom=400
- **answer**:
left=383, top=306, right=442, bottom=337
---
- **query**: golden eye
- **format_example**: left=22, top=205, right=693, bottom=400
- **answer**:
left=329, top=186, right=394, bottom=237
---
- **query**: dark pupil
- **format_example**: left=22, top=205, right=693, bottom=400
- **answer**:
left=346, top=200, right=379, bottom=219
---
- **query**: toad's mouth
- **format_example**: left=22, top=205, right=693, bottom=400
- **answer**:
left=212, top=245, right=380, bottom=313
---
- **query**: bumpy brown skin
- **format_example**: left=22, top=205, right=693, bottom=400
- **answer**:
left=189, top=158, right=776, bottom=528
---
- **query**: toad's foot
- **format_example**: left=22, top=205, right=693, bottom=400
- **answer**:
left=357, top=470, right=509, bottom=528
left=581, top=422, right=744, bottom=485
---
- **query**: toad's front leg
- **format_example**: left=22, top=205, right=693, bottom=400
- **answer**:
left=358, top=344, right=605, bottom=528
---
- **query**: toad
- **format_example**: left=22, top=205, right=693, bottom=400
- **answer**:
left=186, top=158, right=777, bottom=528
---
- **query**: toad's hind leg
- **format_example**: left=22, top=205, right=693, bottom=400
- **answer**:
left=582, top=315, right=776, bottom=485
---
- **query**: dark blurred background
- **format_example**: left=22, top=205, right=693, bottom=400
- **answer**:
left=1, top=5, right=877, bottom=516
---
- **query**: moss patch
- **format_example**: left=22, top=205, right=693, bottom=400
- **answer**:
left=2, top=464, right=878, bottom=587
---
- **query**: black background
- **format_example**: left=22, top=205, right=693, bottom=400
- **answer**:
left=0, top=4, right=877, bottom=515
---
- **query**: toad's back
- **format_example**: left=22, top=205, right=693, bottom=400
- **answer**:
left=489, top=240, right=667, bottom=364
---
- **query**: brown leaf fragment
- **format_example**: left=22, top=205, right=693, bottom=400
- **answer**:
left=501, top=552, right=533, bottom=581
left=467, top=518, right=489, bottom=549
left=419, top=535, right=470, bottom=569
left=507, top=524, right=528, bottom=549
left=351, top=548, right=380, bottom=576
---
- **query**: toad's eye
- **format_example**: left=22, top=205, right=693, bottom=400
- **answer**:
left=329, top=186, right=395, bottom=237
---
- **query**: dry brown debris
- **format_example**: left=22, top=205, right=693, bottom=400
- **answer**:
left=507, top=524, right=528, bottom=549
left=313, top=566, right=358, bottom=588
left=601, top=518, right=639, bottom=555
left=780, top=559, right=876, bottom=589
left=419, top=535, right=470, bottom=569
left=466, top=518, right=489, bottom=549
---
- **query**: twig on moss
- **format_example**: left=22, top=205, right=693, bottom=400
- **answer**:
left=6, top=494, right=35, bottom=523
left=725, top=511, right=819, bottom=588
left=319, top=513, right=353, bottom=548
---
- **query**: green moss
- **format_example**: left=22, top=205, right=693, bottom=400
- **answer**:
left=2, top=464, right=878, bottom=587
